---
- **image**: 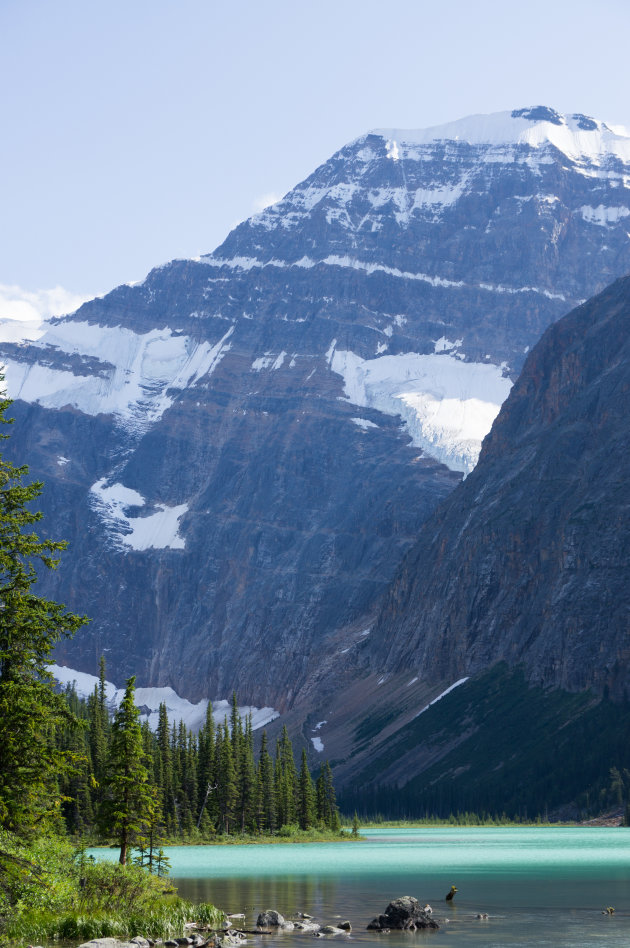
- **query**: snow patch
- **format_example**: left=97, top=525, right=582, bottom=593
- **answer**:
left=330, top=350, right=512, bottom=473
left=311, top=737, right=324, bottom=752
left=352, top=417, right=378, bottom=431
left=2, top=322, right=233, bottom=435
left=49, top=664, right=117, bottom=703
left=386, top=140, right=399, bottom=161
left=414, top=678, right=469, bottom=719
left=47, top=664, right=279, bottom=733
left=580, top=204, right=630, bottom=226
left=89, top=478, right=188, bottom=551
left=434, top=336, right=462, bottom=353
left=252, top=350, right=287, bottom=371
left=57, top=456, right=70, bottom=466
left=313, top=720, right=327, bottom=731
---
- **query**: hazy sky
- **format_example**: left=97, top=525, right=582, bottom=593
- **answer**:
left=2, top=0, right=630, bottom=315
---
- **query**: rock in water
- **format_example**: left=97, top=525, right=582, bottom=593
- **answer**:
left=367, top=896, right=439, bottom=931
left=256, top=910, right=294, bottom=930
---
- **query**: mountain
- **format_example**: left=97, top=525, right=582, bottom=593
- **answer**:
left=1, top=106, right=630, bottom=718
left=334, top=274, right=630, bottom=818
left=375, top=272, right=630, bottom=699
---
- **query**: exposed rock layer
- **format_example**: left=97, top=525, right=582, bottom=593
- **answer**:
left=376, top=275, right=630, bottom=698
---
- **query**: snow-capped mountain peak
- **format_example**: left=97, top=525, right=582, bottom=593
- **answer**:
left=371, top=106, right=630, bottom=164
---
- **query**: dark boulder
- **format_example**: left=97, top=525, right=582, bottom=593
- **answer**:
left=367, top=897, right=439, bottom=931
left=256, top=910, right=294, bottom=930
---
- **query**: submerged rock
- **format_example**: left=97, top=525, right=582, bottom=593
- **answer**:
left=367, top=896, right=439, bottom=931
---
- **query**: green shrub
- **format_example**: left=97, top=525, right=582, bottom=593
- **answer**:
left=0, top=832, right=224, bottom=944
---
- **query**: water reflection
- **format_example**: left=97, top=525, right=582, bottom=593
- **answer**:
left=175, top=875, right=337, bottom=920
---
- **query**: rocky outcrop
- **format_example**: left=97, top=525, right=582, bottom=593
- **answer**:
left=367, top=896, right=439, bottom=931
left=375, top=273, right=630, bottom=699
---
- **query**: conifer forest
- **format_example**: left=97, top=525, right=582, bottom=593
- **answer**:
left=60, top=665, right=342, bottom=851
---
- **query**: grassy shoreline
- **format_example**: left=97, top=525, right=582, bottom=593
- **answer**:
left=91, top=828, right=362, bottom=849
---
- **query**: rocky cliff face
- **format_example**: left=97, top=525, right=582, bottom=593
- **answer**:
left=2, top=107, right=630, bottom=706
left=376, top=274, right=630, bottom=699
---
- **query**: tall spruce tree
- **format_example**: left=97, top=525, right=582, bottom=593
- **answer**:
left=257, top=730, right=276, bottom=832
left=237, top=714, right=257, bottom=832
left=316, top=761, right=340, bottom=829
left=298, top=748, right=316, bottom=830
left=276, top=726, right=298, bottom=827
left=99, top=676, right=156, bottom=864
left=216, top=720, right=237, bottom=833
left=0, top=388, right=87, bottom=834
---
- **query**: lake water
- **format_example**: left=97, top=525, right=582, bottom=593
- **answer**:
left=96, top=827, right=630, bottom=946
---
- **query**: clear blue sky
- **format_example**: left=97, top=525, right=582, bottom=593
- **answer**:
left=2, top=0, right=630, bottom=311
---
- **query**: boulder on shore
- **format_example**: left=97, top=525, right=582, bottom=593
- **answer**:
left=367, top=897, right=439, bottom=931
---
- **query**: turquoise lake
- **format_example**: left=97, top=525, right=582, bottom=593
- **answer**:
left=94, top=827, right=630, bottom=946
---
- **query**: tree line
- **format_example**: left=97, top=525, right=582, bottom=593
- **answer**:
left=57, top=663, right=341, bottom=860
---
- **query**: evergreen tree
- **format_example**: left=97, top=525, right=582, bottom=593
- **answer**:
left=0, top=389, right=87, bottom=834
left=99, top=676, right=156, bottom=864
left=58, top=685, right=94, bottom=834
left=316, top=761, right=340, bottom=829
left=216, top=721, right=237, bottom=833
left=197, top=702, right=217, bottom=831
left=257, top=730, right=276, bottom=832
left=276, top=726, right=298, bottom=826
left=297, top=748, right=316, bottom=830
left=274, top=752, right=285, bottom=826
left=155, top=702, right=173, bottom=820
left=237, top=714, right=257, bottom=832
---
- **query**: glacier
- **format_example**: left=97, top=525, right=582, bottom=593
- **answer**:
left=330, top=347, right=512, bottom=473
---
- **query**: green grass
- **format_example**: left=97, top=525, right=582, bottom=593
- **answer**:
left=6, top=899, right=225, bottom=943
